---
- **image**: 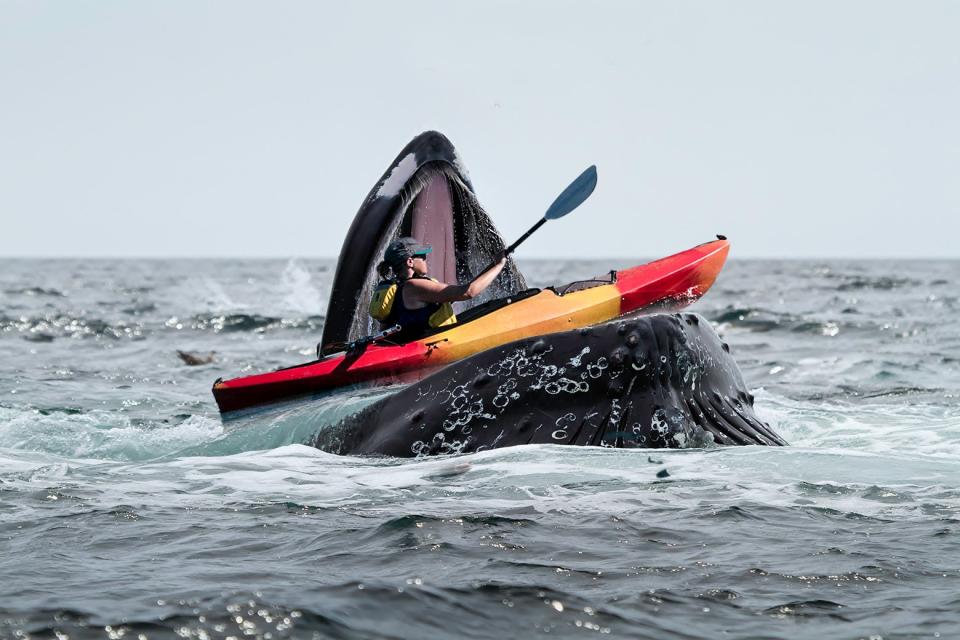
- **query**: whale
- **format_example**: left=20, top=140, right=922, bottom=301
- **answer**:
left=309, top=313, right=786, bottom=456
left=320, top=131, right=528, bottom=355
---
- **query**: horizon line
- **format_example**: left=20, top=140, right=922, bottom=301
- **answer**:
left=0, top=254, right=957, bottom=261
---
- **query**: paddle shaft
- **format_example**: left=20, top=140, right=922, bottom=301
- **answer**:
left=506, top=218, right=547, bottom=256
left=469, top=218, right=547, bottom=283
left=319, top=324, right=401, bottom=358
left=468, top=165, right=596, bottom=284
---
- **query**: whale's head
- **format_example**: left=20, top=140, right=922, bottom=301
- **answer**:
left=320, top=131, right=527, bottom=351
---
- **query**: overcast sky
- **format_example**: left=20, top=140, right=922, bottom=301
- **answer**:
left=1, top=1, right=957, bottom=259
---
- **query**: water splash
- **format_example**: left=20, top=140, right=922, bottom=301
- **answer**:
left=281, top=258, right=325, bottom=315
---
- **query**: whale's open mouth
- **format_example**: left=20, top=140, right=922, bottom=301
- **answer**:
left=321, top=133, right=527, bottom=351
left=359, top=161, right=526, bottom=325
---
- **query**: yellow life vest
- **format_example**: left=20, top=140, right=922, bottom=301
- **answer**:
left=368, top=279, right=457, bottom=329
left=368, top=281, right=397, bottom=322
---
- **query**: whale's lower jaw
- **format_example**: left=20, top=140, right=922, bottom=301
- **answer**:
left=309, top=313, right=787, bottom=457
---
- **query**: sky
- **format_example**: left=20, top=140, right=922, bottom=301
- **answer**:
left=1, top=1, right=957, bottom=259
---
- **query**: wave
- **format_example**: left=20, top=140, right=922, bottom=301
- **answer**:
left=3, top=286, right=66, bottom=297
left=832, top=275, right=923, bottom=291
left=709, top=307, right=851, bottom=337
left=0, top=311, right=326, bottom=341
left=707, top=305, right=948, bottom=343
left=5, top=576, right=956, bottom=640
left=0, top=312, right=145, bottom=341
left=0, top=583, right=628, bottom=639
left=183, top=313, right=325, bottom=334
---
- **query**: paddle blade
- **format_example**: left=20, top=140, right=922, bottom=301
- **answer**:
left=544, top=165, right=597, bottom=220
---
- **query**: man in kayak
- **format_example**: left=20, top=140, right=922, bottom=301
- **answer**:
left=370, top=237, right=506, bottom=339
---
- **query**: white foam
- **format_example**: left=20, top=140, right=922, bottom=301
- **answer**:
left=375, top=153, right=417, bottom=199
left=0, top=407, right=222, bottom=462
left=754, top=389, right=960, bottom=462
left=3, top=383, right=957, bottom=525
left=3, top=434, right=958, bottom=524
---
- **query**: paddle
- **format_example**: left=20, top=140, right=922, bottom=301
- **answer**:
left=318, top=324, right=401, bottom=359
left=471, top=165, right=598, bottom=282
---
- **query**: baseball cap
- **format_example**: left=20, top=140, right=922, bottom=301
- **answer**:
left=384, top=237, right=432, bottom=266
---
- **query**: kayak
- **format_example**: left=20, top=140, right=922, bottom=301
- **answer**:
left=213, top=238, right=729, bottom=414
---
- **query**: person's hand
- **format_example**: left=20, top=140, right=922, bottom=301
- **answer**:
left=495, top=250, right=507, bottom=266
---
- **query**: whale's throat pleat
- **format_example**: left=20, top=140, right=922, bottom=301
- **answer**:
left=410, top=171, right=456, bottom=284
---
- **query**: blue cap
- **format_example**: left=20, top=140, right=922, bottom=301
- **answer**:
left=385, top=237, right=432, bottom=266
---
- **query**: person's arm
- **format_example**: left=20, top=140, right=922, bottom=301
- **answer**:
left=407, top=256, right=507, bottom=304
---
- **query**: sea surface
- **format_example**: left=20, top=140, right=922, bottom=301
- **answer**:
left=1, top=256, right=958, bottom=640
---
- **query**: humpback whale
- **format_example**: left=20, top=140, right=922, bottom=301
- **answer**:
left=320, top=131, right=527, bottom=354
left=309, top=313, right=786, bottom=456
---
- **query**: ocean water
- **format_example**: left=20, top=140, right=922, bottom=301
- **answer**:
left=1, top=256, right=958, bottom=640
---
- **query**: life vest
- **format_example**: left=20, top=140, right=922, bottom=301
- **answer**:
left=368, top=277, right=457, bottom=330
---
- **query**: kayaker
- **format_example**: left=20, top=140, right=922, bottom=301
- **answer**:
left=369, top=237, right=507, bottom=339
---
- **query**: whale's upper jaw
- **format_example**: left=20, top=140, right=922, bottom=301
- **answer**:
left=319, top=132, right=524, bottom=352
left=370, top=131, right=474, bottom=202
